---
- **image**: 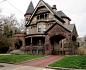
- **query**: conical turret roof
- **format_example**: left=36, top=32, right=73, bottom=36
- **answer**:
left=25, top=1, right=34, bottom=16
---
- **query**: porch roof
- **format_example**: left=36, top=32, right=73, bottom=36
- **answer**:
left=25, top=33, right=46, bottom=38
left=45, top=22, right=71, bottom=34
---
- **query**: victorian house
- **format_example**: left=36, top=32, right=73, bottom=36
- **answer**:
left=22, top=0, right=78, bottom=55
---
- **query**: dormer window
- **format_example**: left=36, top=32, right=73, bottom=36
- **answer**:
left=26, top=18, right=29, bottom=24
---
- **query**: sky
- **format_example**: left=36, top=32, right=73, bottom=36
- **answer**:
left=0, top=0, right=86, bottom=37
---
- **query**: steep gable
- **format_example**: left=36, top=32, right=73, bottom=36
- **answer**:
left=26, top=0, right=65, bottom=26
left=25, top=1, right=34, bottom=16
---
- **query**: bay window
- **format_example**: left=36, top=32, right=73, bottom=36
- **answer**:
left=38, top=24, right=41, bottom=32
left=43, top=24, right=46, bottom=32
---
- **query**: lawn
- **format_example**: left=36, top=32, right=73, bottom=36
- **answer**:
left=0, top=54, right=47, bottom=63
left=48, top=55, right=86, bottom=69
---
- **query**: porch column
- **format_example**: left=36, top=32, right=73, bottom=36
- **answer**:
left=30, top=37, right=32, bottom=53
left=62, top=39, right=64, bottom=55
left=31, top=37, right=32, bottom=44
left=39, top=15, right=40, bottom=20
left=44, top=14, right=45, bottom=19
left=37, top=49, right=38, bottom=54
left=45, top=35, right=52, bottom=55
left=58, top=41, right=61, bottom=55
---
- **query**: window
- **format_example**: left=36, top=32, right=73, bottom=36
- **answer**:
left=40, top=14, right=44, bottom=20
left=43, top=24, right=46, bottom=32
left=37, top=14, right=47, bottom=20
left=37, top=16, right=39, bottom=20
left=26, top=28, right=29, bottom=35
left=38, top=24, right=41, bottom=32
left=26, top=18, right=28, bottom=24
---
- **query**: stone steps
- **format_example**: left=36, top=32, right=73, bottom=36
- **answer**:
left=10, top=50, right=24, bottom=54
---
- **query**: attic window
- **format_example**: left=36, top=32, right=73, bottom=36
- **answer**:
left=40, top=14, right=44, bottom=19
left=37, top=14, right=47, bottom=20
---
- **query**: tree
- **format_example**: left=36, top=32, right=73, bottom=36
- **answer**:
left=14, top=29, right=17, bottom=34
left=0, top=19, right=3, bottom=34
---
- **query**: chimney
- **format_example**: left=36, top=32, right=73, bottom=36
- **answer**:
left=52, top=5, right=57, bottom=12
left=53, top=5, right=56, bottom=9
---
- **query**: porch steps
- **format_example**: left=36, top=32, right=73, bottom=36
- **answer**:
left=10, top=50, right=24, bottom=54
left=52, top=51, right=57, bottom=55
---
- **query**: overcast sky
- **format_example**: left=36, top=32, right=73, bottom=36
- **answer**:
left=0, top=0, right=86, bottom=37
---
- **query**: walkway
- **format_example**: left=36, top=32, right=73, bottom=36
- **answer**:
left=0, top=63, right=56, bottom=70
left=20, top=55, right=65, bottom=68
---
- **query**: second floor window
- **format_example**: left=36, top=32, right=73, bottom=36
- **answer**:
left=26, top=18, right=28, bottom=24
left=26, top=28, right=29, bottom=35
left=38, top=24, right=41, bottom=32
left=43, top=24, right=46, bottom=32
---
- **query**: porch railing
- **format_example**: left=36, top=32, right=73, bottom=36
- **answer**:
left=25, top=45, right=44, bottom=50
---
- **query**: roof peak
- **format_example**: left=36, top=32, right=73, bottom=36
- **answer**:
left=24, top=1, right=34, bottom=16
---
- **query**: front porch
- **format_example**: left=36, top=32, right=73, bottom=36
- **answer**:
left=25, top=35, right=71, bottom=55
left=25, top=36, right=45, bottom=54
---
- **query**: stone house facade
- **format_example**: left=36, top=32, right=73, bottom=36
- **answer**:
left=13, top=0, right=78, bottom=55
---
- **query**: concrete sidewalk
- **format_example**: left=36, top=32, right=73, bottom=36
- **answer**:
left=0, top=63, right=56, bottom=70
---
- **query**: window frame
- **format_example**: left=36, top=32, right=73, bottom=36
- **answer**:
left=26, top=18, right=28, bottom=24
left=38, top=24, right=41, bottom=32
left=26, top=28, right=29, bottom=35
left=43, top=24, right=46, bottom=32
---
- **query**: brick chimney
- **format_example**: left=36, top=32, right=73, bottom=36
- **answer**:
left=53, top=5, right=56, bottom=9
left=52, top=5, right=57, bottom=12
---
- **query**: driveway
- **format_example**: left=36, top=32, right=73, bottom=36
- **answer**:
left=0, top=63, right=56, bottom=70
left=20, top=55, right=65, bottom=68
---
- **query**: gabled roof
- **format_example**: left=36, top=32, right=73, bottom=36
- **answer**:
left=24, top=1, right=34, bottom=16
left=26, top=0, right=65, bottom=26
left=43, top=2, right=65, bottom=23
left=56, top=11, right=71, bottom=21
left=63, top=24, right=78, bottom=36
left=63, top=24, right=74, bottom=32
left=45, top=22, right=71, bottom=34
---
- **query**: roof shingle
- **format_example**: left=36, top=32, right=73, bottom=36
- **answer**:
left=25, top=1, right=34, bottom=15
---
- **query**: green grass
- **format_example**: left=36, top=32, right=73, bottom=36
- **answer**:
left=48, top=55, right=86, bottom=69
left=0, top=54, right=47, bottom=63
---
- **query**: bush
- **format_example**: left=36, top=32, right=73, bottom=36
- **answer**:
left=28, top=53, right=33, bottom=55
left=76, top=47, right=84, bottom=55
left=0, top=46, right=9, bottom=53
